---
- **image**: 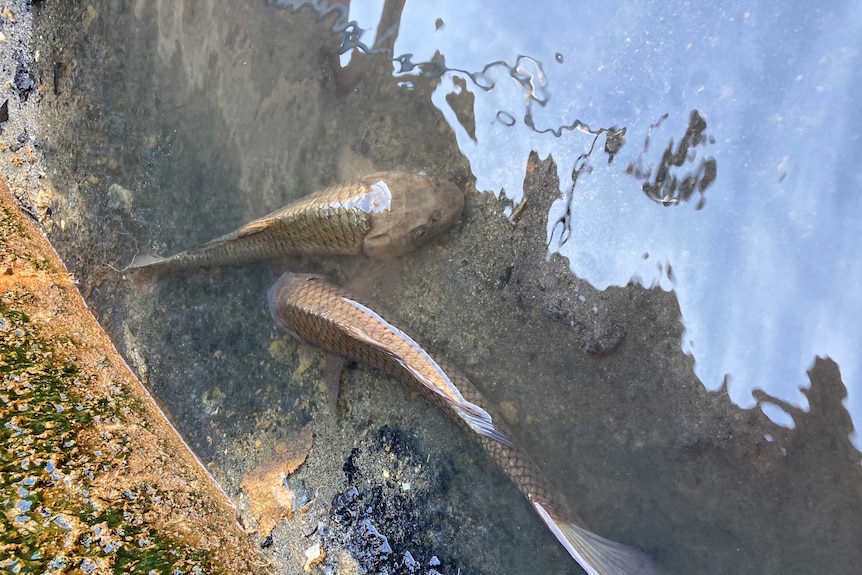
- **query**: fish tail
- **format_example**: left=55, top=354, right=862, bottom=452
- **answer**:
left=533, top=502, right=663, bottom=575
left=127, top=253, right=167, bottom=270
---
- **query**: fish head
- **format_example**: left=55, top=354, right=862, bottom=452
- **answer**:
left=361, top=172, right=464, bottom=258
left=267, top=273, right=321, bottom=341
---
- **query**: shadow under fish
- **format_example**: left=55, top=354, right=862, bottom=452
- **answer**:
left=127, top=171, right=464, bottom=271
left=268, top=273, right=664, bottom=575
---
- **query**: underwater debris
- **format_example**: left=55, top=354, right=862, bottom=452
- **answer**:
left=240, top=427, right=314, bottom=537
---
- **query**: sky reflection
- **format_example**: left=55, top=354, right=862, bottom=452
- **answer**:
left=281, top=0, right=862, bottom=452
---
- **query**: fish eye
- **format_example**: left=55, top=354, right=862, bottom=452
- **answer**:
left=413, top=225, right=428, bottom=240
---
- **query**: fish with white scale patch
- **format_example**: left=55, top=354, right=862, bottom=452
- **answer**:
left=127, top=171, right=464, bottom=271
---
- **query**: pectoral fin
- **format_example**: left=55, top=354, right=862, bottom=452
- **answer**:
left=456, top=406, right=516, bottom=449
left=321, top=353, right=346, bottom=414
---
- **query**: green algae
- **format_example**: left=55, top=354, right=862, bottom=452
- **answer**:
left=0, top=303, right=215, bottom=574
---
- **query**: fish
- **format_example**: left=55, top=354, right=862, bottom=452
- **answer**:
left=267, top=273, right=663, bottom=575
left=128, top=171, right=464, bottom=270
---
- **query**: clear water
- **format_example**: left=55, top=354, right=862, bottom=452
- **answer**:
left=34, top=1, right=862, bottom=574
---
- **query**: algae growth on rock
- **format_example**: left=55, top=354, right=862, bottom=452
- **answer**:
left=0, top=177, right=267, bottom=574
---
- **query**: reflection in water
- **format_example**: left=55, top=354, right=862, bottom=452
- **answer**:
left=269, top=0, right=613, bottom=144
left=627, top=109, right=717, bottom=209
left=312, top=0, right=862, bottom=452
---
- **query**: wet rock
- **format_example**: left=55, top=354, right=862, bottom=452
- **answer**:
left=331, top=486, right=360, bottom=526
left=303, top=542, right=326, bottom=573
left=402, top=550, right=419, bottom=572
left=328, top=487, right=393, bottom=572
left=509, top=151, right=629, bottom=356
left=106, top=182, right=134, bottom=212
left=342, top=448, right=362, bottom=485
left=0, top=176, right=267, bottom=573
left=359, top=518, right=393, bottom=558
left=374, top=423, right=422, bottom=461
left=13, top=59, right=36, bottom=101
left=239, top=426, right=312, bottom=538
left=445, top=76, right=476, bottom=142
left=576, top=317, right=626, bottom=357
left=324, top=424, right=466, bottom=575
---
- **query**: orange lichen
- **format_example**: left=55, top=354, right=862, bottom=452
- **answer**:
left=240, top=428, right=313, bottom=537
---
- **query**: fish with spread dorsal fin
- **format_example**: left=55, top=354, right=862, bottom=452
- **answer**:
left=128, top=171, right=463, bottom=271
left=267, top=273, right=664, bottom=575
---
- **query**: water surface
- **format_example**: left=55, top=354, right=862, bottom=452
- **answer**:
left=383, top=0, right=862, bottom=446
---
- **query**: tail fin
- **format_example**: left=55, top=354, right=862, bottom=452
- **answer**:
left=126, top=253, right=167, bottom=270
left=533, top=502, right=663, bottom=575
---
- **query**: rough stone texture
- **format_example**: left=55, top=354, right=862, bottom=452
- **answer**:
left=0, top=174, right=268, bottom=573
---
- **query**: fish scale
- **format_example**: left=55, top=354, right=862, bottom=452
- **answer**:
left=270, top=274, right=564, bottom=512
left=268, top=273, right=663, bottom=575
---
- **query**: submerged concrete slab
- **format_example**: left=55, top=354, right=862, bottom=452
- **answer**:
left=0, top=174, right=268, bottom=572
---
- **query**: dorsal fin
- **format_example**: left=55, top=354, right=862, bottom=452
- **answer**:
left=236, top=217, right=277, bottom=239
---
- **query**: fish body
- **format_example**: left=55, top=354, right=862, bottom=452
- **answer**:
left=129, top=172, right=463, bottom=270
left=267, top=273, right=662, bottom=575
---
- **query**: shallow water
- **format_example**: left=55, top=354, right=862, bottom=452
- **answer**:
left=354, top=0, right=862, bottom=447
left=31, top=1, right=862, bottom=574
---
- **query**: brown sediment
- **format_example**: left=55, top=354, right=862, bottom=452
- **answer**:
left=0, top=174, right=269, bottom=573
